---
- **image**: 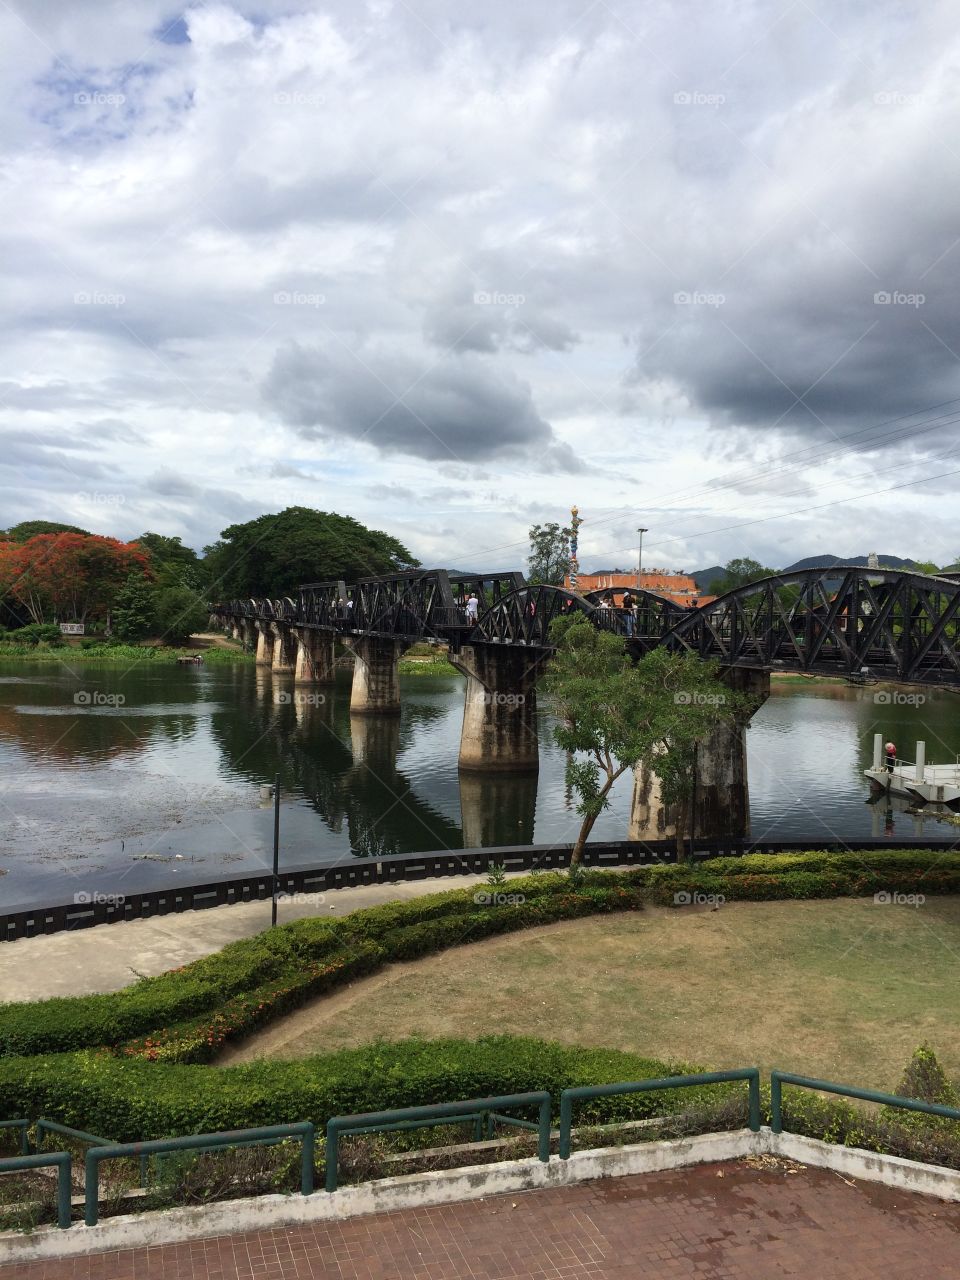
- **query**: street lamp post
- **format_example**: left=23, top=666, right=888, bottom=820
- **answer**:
left=636, top=527, right=648, bottom=591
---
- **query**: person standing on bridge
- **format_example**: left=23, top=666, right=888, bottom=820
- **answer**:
left=885, top=741, right=897, bottom=772
left=466, top=592, right=479, bottom=623
left=621, top=590, right=635, bottom=637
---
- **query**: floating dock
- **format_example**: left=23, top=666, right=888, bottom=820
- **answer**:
left=865, top=734, right=960, bottom=810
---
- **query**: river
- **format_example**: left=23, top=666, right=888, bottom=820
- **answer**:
left=1, top=660, right=958, bottom=907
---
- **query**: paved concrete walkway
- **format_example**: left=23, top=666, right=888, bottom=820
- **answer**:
left=2, top=1160, right=959, bottom=1278
left=0, top=875, right=499, bottom=1003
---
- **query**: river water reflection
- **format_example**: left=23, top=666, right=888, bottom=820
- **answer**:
left=0, top=661, right=957, bottom=906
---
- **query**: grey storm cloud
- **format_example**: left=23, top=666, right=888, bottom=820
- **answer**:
left=2, top=0, right=960, bottom=566
left=262, top=343, right=581, bottom=471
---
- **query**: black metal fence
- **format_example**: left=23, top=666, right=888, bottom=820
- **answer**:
left=3, top=836, right=958, bottom=942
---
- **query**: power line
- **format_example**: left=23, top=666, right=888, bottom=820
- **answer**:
left=586, top=460, right=960, bottom=561
left=444, top=394, right=960, bottom=565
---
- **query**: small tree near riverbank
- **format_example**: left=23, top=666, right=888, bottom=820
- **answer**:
left=544, top=617, right=750, bottom=867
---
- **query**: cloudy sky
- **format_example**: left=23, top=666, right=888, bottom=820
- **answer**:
left=2, top=0, right=959, bottom=574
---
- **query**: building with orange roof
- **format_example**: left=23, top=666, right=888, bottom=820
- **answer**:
left=564, top=569, right=713, bottom=609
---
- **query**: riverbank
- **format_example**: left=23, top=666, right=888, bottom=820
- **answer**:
left=0, top=642, right=253, bottom=664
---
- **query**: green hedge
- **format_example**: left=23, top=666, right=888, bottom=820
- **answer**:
left=0, top=1037, right=731, bottom=1141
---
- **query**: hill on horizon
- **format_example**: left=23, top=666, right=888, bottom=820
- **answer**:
left=690, top=554, right=941, bottom=592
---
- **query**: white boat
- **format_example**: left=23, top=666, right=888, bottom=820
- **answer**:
left=865, top=735, right=960, bottom=810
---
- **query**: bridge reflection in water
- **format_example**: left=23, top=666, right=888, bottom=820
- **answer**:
left=206, top=668, right=539, bottom=859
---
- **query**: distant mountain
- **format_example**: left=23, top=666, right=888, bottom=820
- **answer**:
left=691, top=554, right=935, bottom=593
left=781, top=554, right=915, bottom=573
left=690, top=565, right=724, bottom=591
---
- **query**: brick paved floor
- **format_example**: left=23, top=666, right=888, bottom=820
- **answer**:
left=3, top=1160, right=960, bottom=1279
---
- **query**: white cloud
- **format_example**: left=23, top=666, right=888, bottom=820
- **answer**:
left=0, top=0, right=958, bottom=571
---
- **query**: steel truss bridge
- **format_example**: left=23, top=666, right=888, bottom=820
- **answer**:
left=214, top=566, right=960, bottom=688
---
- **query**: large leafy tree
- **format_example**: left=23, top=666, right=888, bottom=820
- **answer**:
left=153, top=585, right=210, bottom=645
left=202, top=507, right=419, bottom=597
left=544, top=617, right=750, bottom=866
left=707, top=557, right=776, bottom=595
left=527, top=522, right=572, bottom=585
left=113, top=573, right=157, bottom=641
left=136, top=533, right=207, bottom=590
left=2, top=520, right=91, bottom=542
left=0, top=533, right=150, bottom=624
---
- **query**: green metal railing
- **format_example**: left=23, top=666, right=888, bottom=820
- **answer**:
left=84, top=1122, right=315, bottom=1226
left=0, top=1151, right=73, bottom=1229
left=36, top=1119, right=113, bottom=1150
left=558, top=1069, right=762, bottom=1159
left=9, top=1066, right=960, bottom=1232
left=770, top=1070, right=960, bottom=1133
left=325, top=1092, right=552, bottom=1192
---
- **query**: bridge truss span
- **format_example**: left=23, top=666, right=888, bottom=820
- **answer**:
left=661, top=566, right=960, bottom=686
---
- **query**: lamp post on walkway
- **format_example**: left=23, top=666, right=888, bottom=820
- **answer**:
left=636, top=527, right=648, bottom=592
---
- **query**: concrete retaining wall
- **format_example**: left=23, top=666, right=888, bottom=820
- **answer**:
left=6, top=1127, right=960, bottom=1264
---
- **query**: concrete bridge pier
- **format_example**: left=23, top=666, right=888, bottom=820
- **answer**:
left=293, top=627, right=336, bottom=684
left=270, top=623, right=297, bottom=674
left=254, top=621, right=276, bottom=666
left=629, top=668, right=770, bottom=842
left=451, top=645, right=543, bottom=773
left=240, top=618, right=256, bottom=652
left=343, top=636, right=409, bottom=714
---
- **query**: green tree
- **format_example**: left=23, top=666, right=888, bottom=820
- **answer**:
left=112, top=572, right=157, bottom=641
left=910, top=560, right=940, bottom=575
left=2, top=520, right=90, bottom=542
left=136, top=533, right=207, bottom=590
left=707, top=557, right=776, bottom=595
left=152, top=585, right=210, bottom=645
left=527, top=522, right=572, bottom=585
left=544, top=618, right=750, bottom=866
left=202, top=507, right=418, bottom=598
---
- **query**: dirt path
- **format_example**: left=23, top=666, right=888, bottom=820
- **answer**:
left=193, top=631, right=244, bottom=650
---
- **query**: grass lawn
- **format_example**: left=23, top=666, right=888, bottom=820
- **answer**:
left=220, top=897, right=960, bottom=1090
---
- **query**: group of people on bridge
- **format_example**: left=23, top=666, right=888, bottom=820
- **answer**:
left=596, top=589, right=641, bottom=637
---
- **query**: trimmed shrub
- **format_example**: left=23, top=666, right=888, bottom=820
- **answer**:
left=0, top=1037, right=738, bottom=1142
